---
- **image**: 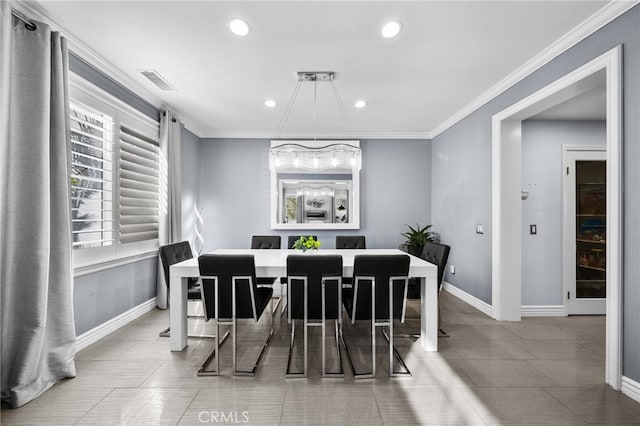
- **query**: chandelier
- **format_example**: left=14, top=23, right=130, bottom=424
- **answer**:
left=269, top=72, right=361, bottom=171
left=270, top=142, right=360, bottom=171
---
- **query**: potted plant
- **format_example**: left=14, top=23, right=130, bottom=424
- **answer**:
left=400, top=223, right=434, bottom=256
left=292, top=235, right=321, bottom=252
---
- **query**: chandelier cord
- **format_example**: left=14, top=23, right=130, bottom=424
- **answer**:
left=313, top=80, right=318, bottom=143
left=276, top=80, right=302, bottom=139
left=330, top=80, right=351, bottom=133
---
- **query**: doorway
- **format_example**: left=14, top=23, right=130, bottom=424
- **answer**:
left=492, top=46, right=622, bottom=389
left=563, top=147, right=607, bottom=315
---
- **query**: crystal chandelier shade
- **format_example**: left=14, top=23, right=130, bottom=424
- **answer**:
left=270, top=143, right=361, bottom=171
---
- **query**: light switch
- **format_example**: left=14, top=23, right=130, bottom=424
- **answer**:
left=530, top=224, right=537, bottom=235
left=449, top=265, right=455, bottom=274
left=476, top=224, right=484, bottom=234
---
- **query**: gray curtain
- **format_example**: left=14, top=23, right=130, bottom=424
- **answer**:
left=0, top=4, right=77, bottom=408
left=156, top=110, right=183, bottom=308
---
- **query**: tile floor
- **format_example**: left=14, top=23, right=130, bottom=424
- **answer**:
left=3, top=292, right=640, bottom=425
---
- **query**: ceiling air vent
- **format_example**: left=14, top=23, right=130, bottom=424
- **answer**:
left=140, top=69, right=175, bottom=91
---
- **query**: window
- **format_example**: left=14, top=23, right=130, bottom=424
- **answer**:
left=70, top=101, right=115, bottom=248
left=118, top=125, right=160, bottom=244
left=70, top=76, right=161, bottom=269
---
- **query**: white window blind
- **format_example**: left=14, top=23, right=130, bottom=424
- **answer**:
left=118, top=125, right=160, bottom=244
left=70, top=101, right=115, bottom=248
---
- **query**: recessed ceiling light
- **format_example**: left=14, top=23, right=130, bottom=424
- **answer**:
left=355, top=100, right=367, bottom=109
left=381, top=21, right=402, bottom=38
left=265, top=99, right=277, bottom=108
left=229, top=18, right=250, bottom=36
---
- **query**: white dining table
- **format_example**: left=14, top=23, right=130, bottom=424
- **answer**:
left=169, top=248, right=439, bottom=352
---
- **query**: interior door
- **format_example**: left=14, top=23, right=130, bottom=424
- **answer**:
left=563, top=147, right=606, bottom=315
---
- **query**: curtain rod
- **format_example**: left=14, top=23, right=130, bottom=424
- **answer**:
left=11, top=9, right=37, bottom=31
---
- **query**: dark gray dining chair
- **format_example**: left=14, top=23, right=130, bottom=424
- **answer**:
left=197, top=254, right=274, bottom=376
left=341, top=254, right=411, bottom=378
left=335, top=235, right=366, bottom=287
left=401, top=241, right=451, bottom=338
left=421, top=241, right=451, bottom=336
left=158, top=241, right=214, bottom=339
left=251, top=235, right=285, bottom=315
left=285, top=254, right=344, bottom=378
left=250, top=235, right=281, bottom=286
left=335, top=235, right=366, bottom=249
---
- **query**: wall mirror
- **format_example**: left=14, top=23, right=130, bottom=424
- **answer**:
left=269, top=140, right=360, bottom=230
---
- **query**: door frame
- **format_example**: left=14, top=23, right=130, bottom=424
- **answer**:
left=562, top=145, right=607, bottom=315
left=491, top=46, right=622, bottom=389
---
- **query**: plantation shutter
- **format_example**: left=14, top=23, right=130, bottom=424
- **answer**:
left=70, top=102, right=114, bottom=248
left=118, top=124, right=160, bottom=243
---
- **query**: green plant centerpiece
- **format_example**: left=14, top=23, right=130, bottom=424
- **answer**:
left=400, top=223, right=434, bottom=257
left=293, top=235, right=321, bottom=252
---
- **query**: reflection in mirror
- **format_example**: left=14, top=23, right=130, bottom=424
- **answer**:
left=270, top=140, right=360, bottom=230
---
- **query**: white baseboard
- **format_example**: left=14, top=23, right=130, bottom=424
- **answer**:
left=622, top=376, right=640, bottom=403
left=76, top=297, right=157, bottom=352
left=521, top=305, right=567, bottom=317
left=443, top=282, right=493, bottom=317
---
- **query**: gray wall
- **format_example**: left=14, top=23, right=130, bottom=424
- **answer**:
left=74, top=258, right=157, bottom=335
left=181, top=127, right=201, bottom=246
left=431, top=7, right=640, bottom=380
left=70, top=58, right=160, bottom=336
left=430, top=111, right=493, bottom=302
left=69, top=53, right=159, bottom=121
left=521, top=120, right=605, bottom=306
left=197, top=138, right=431, bottom=250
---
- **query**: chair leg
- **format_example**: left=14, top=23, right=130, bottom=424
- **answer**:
left=197, top=322, right=231, bottom=376
left=341, top=278, right=376, bottom=379
left=322, top=319, right=344, bottom=378
left=160, top=300, right=216, bottom=339
left=396, top=291, right=449, bottom=339
left=381, top=327, right=411, bottom=376
left=159, top=326, right=217, bottom=339
left=233, top=297, right=274, bottom=377
left=285, top=319, right=307, bottom=378
left=271, top=296, right=281, bottom=315
left=281, top=282, right=288, bottom=317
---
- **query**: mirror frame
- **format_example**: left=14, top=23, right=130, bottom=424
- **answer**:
left=269, top=140, right=360, bottom=230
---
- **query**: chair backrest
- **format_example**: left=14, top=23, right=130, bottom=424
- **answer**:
left=287, top=235, right=318, bottom=249
left=287, top=255, right=343, bottom=321
left=159, top=241, right=194, bottom=287
left=198, top=254, right=259, bottom=320
left=420, top=242, right=451, bottom=286
left=251, top=235, right=281, bottom=249
left=352, top=254, right=410, bottom=321
left=335, top=235, right=366, bottom=249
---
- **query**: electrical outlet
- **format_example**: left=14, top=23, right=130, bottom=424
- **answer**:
left=449, top=265, right=455, bottom=274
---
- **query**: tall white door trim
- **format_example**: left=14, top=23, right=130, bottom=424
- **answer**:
left=491, top=46, right=622, bottom=389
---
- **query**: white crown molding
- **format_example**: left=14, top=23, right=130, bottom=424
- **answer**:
left=15, top=1, right=636, bottom=142
left=14, top=1, right=167, bottom=111
left=75, top=298, right=157, bottom=352
left=177, top=119, right=205, bottom=138
left=198, top=130, right=432, bottom=140
left=442, top=282, right=493, bottom=318
left=430, top=0, right=639, bottom=139
left=621, top=376, right=640, bottom=403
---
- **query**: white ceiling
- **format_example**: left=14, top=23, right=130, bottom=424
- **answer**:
left=28, top=0, right=613, bottom=138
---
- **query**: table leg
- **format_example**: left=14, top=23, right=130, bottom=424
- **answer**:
left=170, top=274, right=188, bottom=351
left=420, top=276, right=438, bottom=351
